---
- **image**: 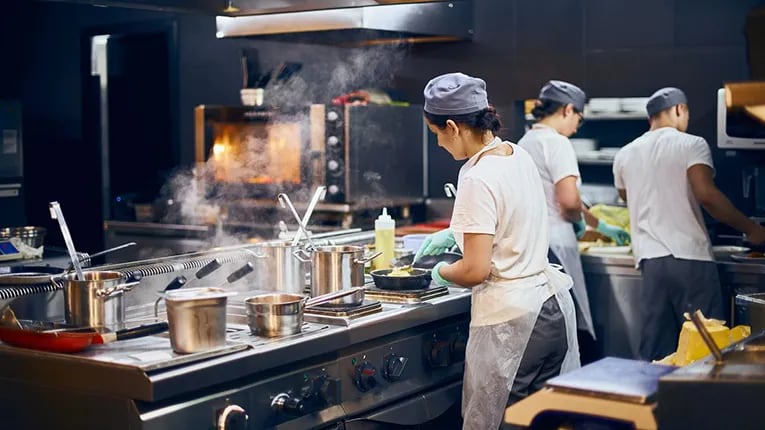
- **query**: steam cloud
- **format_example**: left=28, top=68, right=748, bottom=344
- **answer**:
left=158, top=43, right=412, bottom=247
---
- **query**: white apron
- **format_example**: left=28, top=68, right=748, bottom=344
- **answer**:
left=549, top=222, right=596, bottom=338
left=461, top=265, right=580, bottom=430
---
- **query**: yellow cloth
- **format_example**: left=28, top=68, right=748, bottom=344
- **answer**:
left=589, top=204, right=630, bottom=232
left=656, top=313, right=751, bottom=366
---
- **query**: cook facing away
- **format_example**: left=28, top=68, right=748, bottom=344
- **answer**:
left=613, top=87, right=765, bottom=361
left=413, top=72, right=580, bottom=429
left=518, top=80, right=630, bottom=342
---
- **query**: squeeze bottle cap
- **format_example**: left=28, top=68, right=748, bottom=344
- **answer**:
left=375, top=208, right=395, bottom=228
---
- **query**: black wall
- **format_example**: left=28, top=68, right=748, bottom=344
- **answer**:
left=2, top=0, right=764, bottom=250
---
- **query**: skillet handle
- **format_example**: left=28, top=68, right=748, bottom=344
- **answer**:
left=114, top=322, right=169, bottom=342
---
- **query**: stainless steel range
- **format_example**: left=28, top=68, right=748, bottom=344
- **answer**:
left=0, top=239, right=471, bottom=430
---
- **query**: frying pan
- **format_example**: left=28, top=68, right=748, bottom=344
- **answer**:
left=413, top=252, right=463, bottom=269
left=0, top=321, right=169, bottom=353
left=370, top=268, right=432, bottom=290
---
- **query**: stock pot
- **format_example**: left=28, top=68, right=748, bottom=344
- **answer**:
left=250, top=242, right=308, bottom=294
left=59, top=271, right=139, bottom=330
left=296, top=245, right=380, bottom=306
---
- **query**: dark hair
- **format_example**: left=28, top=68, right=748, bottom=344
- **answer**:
left=424, top=106, right=502, bottom=134
left=531, top=99, right=582, bottom=120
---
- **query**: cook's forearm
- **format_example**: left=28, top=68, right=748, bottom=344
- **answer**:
left=438, top=260, right=487, bottom=288
left=702, top=189, right=759, bottom=235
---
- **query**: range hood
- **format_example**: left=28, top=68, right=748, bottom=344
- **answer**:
left=216, top=1, right=473, bottom=46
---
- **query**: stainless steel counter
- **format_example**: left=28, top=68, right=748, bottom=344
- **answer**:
left=581, top=251, right=765, bottom=360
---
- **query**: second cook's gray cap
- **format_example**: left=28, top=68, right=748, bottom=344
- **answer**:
left=423, top=72, right=489, bottom=115
left=646, top=87, right=687, bottom=116
left=539, top=80, right=587, bottom=112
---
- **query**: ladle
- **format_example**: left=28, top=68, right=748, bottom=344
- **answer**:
left=291, top=186, right=326, bottom=247
left=278, top=193, right=317, bottom=250
left=49, top=201, right=84, bottom=280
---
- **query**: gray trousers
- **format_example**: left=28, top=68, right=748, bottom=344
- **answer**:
left=639, top=255, right=724, bottom=361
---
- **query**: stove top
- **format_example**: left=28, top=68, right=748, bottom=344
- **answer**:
left=304, top=300, right=383, bottom=326
left=364, top=285, right=450, bottom=304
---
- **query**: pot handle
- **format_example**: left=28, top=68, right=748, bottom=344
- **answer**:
left=292, top=248, right=312, bottom=263
left=305, top=287, right=364, bottom=307
left=96, top=281, right=140, bottom=298
left=354, top=251, right=383, bottom=265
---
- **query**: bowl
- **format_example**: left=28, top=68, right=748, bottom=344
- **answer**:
left=0, top=226, right=47, bottom=248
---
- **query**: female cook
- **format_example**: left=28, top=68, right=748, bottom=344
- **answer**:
left=413, top=72, right=580, bottom=429
left=517, top=80, right=630, bottom=342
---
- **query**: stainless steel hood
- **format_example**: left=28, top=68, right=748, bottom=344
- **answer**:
left=216, top=1, right=473, bottom=46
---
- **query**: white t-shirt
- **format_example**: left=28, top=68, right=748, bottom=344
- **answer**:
left=613, top=127, right=714, bottom=266
left=517, top=124, right=581, bottom=229
left=450, top=137, right=549, bottom=280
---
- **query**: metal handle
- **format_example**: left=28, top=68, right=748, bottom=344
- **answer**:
left=292, top=248, right=312, bottom=263
left=96, top=281, right=140, bottom=298
left=444, top=183, right=457, bottom=199
left=689, top=310, right=724, bottom=364
left=305, top=287, right=364, bottom=307
left=49, top=201, right=85, bottom=280
left=278, top=193, right=317, bottom=250
left=292, top=186, right=327, bottom=246
left=217, top=404, right=248, bottom=430
left=226, top=262, right=254, bottom=284
left=196, top=258, right=222, bottom=279
left=354, top=251, right=383, bottom=265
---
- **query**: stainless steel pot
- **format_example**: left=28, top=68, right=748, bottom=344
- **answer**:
left=297, top=245, right=380, bottom=306
left=245, top=288, right=364, bottom=337
left=249, top=242, right=308, bottom=293
left=163, top=287, right=236, bottom=354
left=60, top=271, right=138, bottom=329
left=0, top=226, right=46, bottom=248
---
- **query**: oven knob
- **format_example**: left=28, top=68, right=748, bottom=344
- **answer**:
left=328, top=185, right=340, bottom=195
left=428, top=340, right=452, bottom=368
left=271, top=393, right=305, bottom=416
left=327, top=159, right=340, bottom=171
left=354, top=361, right=378, bottom=392
left=451, top=333, right=467, bottom=361
left=216, top=404, right=248, bottom=430
left=383, top=354, right=408, bottom=381
left=327, top=135, right=340, bottom=146
left=327, top=111, right=340, bottom=122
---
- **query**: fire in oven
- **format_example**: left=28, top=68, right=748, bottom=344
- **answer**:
left=194, top=104, right=426, bottom=204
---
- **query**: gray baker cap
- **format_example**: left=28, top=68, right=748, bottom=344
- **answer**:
left=646, top=87, right=687, bottom=116
left=539, top=80, right=587, bottom=112
left=423, top=72, right=489, bottom=115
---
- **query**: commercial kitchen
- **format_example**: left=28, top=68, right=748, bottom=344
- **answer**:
left=1, top=1, right=765, bottom=429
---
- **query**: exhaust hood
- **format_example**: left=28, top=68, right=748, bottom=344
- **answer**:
left=216, top=1, right=473, bottom=46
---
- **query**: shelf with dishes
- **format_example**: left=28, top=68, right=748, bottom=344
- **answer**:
left=524, top=97, right=650, bottom=122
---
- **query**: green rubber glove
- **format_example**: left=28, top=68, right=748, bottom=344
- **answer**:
left=596, top=220, right=631, bottom=245
left=431, top=261, right=452, bottom=286
left=413, top=229, right=456, bottom=262
left=572, top=216, right=587, bottom=239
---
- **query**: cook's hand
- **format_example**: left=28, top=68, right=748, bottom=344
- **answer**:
left=572, top=217, right=587, bottom=239
left=413, top=229, right=456, bottom=262
left=431, top=261, right=452, bottom=286
left=745, top=225, right=765, bottom=246
left=596, top=220, right=631, bottom=245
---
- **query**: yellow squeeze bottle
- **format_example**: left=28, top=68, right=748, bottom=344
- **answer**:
left=374, top=208, right=395, bottom=270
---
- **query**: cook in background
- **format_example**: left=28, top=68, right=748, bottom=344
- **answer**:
left=613, top=87, right=765, bottom=361
left=414, top=72, right=580, bottom=430
left=518, top=80, right=630, bottom=346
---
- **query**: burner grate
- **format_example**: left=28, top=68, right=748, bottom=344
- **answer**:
left=363, top=285, right=450, bottom=304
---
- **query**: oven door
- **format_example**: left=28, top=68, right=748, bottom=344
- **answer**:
left=342, top=380, right=462, bottom=429
left=194, top=105, right=322, bottom=200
